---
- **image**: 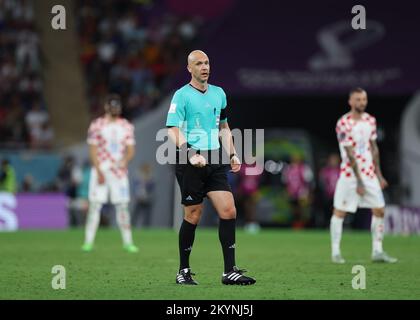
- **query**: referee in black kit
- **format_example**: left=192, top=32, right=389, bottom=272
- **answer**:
left=166, top=50, right=256, bottom=286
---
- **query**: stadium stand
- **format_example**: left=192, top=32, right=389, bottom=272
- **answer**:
left=0, top=0, right=49, bottom=149
left=75, top=0, right=202, bottom=120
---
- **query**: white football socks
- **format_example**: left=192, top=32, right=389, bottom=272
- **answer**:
left=330, top=215, right=344, bottom=256
left=84, top=202, right=102, bottom=245
left=116, top=203, right=134, bottom=246
left=371, top=215, right=384, bottom=254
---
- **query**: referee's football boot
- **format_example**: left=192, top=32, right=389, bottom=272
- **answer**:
left=176, top=268, right=198, bottom=285
left=222, top=266, right=256, bottom=285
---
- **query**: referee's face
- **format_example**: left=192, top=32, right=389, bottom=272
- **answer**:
left=349, top=91, right=368, bottom=113
left=188, top=52, right=210, bottom=83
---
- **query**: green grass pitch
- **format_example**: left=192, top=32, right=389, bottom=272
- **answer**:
left=1, top=228, right=419, bottom=300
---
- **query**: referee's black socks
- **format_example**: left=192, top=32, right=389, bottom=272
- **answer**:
left=219, top=218, right=236, bottom=273
left=179, top=219, right=197, bottom=270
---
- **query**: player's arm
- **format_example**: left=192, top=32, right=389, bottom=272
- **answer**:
left=166, top=91, right=205, bottom=167
left=119, top=144, right=135, bottom=169
left=344, top=146, right=365, bottom=195
left=166, top=91, right=188, bottom=149
left=167, top=126, right=205, bottom=167
left=219, top=121, right=241, bottom=173
left=370, top=139, right=388, bottom=189
left=89, top=144, right=105, bottom=184
left=119, top=123, right=136, bottom=169
left=167, top=126, right=187, bottom=148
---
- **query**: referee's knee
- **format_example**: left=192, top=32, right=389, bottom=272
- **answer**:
left=184, top=205, right=203, bottom=224
left=219, top=206, right=237, bottom=220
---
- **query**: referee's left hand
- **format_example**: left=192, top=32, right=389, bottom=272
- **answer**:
left=230, top=155, right=241, bottom=173
left=189, top=154, right=207, bottom=168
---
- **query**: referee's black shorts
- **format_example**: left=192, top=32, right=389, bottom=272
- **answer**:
left=175, top=149, right=232, bottom=206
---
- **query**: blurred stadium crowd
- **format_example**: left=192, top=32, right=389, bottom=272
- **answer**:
left=76, top=0, right=201, bottom=119
left=0, top=0, right=53, bottom=149
left=1, top=0, right=201, bottom=149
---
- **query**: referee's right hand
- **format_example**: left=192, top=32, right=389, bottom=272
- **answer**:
left=189, top=154, right=207, bottom=168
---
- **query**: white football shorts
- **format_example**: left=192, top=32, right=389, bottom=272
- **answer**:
left=333, top=176, right=385, bottom=213
left=88, top=168, right=130, bottom=204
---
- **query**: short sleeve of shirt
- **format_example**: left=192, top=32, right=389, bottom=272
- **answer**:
left=166, top=90, right=186, bottom=127
left=336, top=119, right=353, bottom=147
left=87, top=122, right=99, bottom=146
left=125, top=122, right=136, bottom=146
left=370, top=117, right=377, bottom=141
left=220, top=88, right=228, bottom=123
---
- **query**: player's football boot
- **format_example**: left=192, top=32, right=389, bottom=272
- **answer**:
left=222, top=266, right=256, bottom=285
left=372, top=251, right=398, bottom=263
left=332, top=254, right=346, bottom=264
left=81, top=243, right=93, bottom=252
left=123, top=244, right=139, bottom=253
left=176, top=268, right=198, bottom=285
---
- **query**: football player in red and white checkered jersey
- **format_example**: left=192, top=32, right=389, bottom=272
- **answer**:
left=330, top=88, right=397, bottom=264
left=82, top=94, right=139, bottom=253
